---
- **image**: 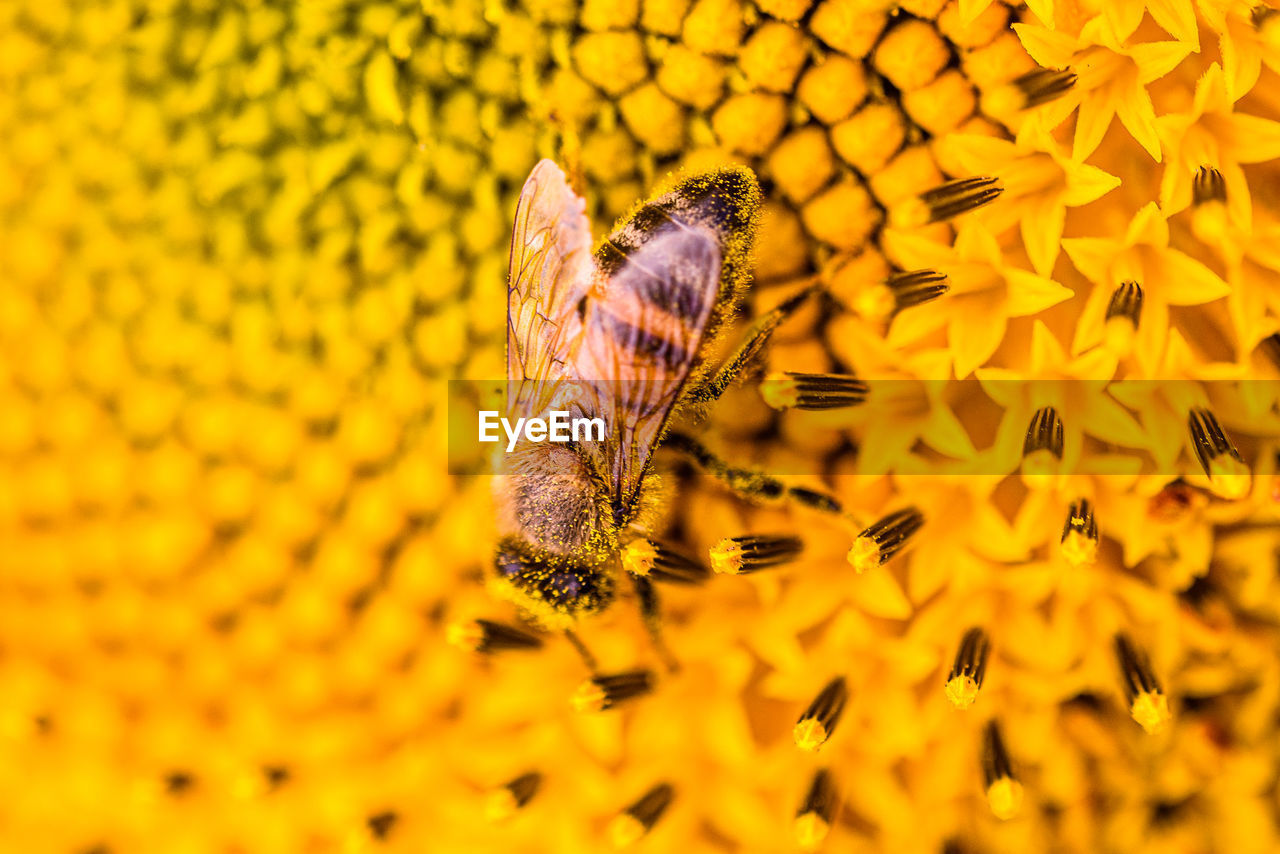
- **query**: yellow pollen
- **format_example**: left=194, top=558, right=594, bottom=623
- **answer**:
left=793, top=718, right=830, bottom=751
left=1103, top=315, right=1136, bottom=358
left=761, top=372, right=800, bottom=410
left=710, top=540, right=745, bottom=574
left=445, top=620, right=483, bottom=651
left=571, top=681, right=608, bottom=713
left=944, top=675, right=979, bottom=709
left=608, top=813, right=648, bottom=849
left=484, top=788, right=519, bottom=823
left=1060, top=529, right=1098, bottom=567
left=793, top=812, right=830, bottom=850
left=1130, top=690, right=1172, bottom=735
left=1207, top=456, right=1251, bottom=500
left=986, top=777, right=1023, bottom=820
left=621, top=540, right=657, bottom=576
left=848, top=536, right=881, bottom=573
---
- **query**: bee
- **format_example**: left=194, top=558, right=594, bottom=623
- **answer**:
left=490, top=159, right=819, bottom=662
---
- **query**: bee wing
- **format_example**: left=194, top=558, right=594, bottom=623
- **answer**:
left=506, top=159, right=594, bottom=413
left=572, top=218, right=723, bottom=520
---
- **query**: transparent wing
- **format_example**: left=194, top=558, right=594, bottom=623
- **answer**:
left=506, top=159, right=594, bottom=414
left=573, top=218, right=723, bottom=520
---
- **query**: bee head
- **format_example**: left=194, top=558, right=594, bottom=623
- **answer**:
left=491, top=540, right=614, bottom=628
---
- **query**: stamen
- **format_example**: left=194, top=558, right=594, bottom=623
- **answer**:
left=762, top=372, right=869, bottom=411
left=888, top=176, right=1002, bottom=228
left=366, top=811, right=398, bottom=840
left=1188, top=407, right=1251, bottom=499
left=1253, top=4, right=1278, bottom=27
left=485, top=772, right=542, bottom=823
left=1103, top=280, right=1143, bottom=356
left=981, top=720, right=1023, bottom=820
left=793, top=676, right=849, bottom=751
left=1192, top=166, right=1226, bottom=205
left=1115, top=633, right=1171, bottom=734
left=848, top=507, right=923, bottom=572
left=794, top=768, right=838, bottom=851
left=263, top=766, right=290, bottom=791
left=446, top=618, right=543, bottom=653
left=944, top=627, right=990, bottom=710
left=164, top=771, right=195, bottom=795
left=621, top=540, right=658, bottom=577
left=1012, top=67, right=1077, bottom=108
left=853, top=269, right=949, bottom=320
left=571, top=669, right=655, bottom=712
left=710, top=534, right=803, bottom=575
left=981, top=67, right=1077, bottom=116
left=609, top=783, right=674, bottom=848
left=886, top=269, right=949, bottom=309
left=621, top=540, right=709, bottom=584
left=1060, top=498, right=1098, bottom=567
left=1021, top=406, right=1063, bottom=482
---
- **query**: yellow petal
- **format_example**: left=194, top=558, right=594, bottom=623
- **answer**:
left=1062, top=162, right=1123, bottom=207
left=918, top=403, right=977, bottom=459
left=880, top=228, right=956, bottom=272
left=1104, top=0, right=1145, bottom=41
left=1072, top=88, right=1115, bottom=160
left=847, top=565, right=913, bottom=620
left=1114, top=83, right=1162, bottom=161
left=1078, top=392, right=1148, bottom=448
left=1005, top=269, right=1073, bottom=317
left=1223, top=113, right=1280, bottom=162
left=1012, top=23, right=1077, bottom=68
left=1131, top=40, right=1197, bottom=83
left=1021, top=195, right=1066, bottom=278
left=1146, top=0, right=1199, bottom=47
left=950, top=295, right=1007, bottom=377
left=1062, top=237, right=1119, bottom=285
left=1154, top=248, right=1231, bottom=305
left=1023, top=0, right=1055, bottom=26
left=1029, top=319, right=1067, bottom=373
left=1124, top=202, right=1169, bottom=247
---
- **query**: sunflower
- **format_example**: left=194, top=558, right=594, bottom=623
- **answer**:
left=5, top=0, right=1280, bottom=851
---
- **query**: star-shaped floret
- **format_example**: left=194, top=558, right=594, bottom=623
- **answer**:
left=1158, top=63, right=1280, bottom=234
left=1065, top=203, right=1231, bottom=376
left=1014, top=22, right=1195, bottom=161
left=883, top=221, right=1073, bottom=378
left=941, top=117, right=1121, bottom=276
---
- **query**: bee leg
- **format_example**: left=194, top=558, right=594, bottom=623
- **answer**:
left=663, top=432, right=843, bottom=516
left=686, top=279, right=822, bottom=405
left=564, top=629, right=598, bottom=673
left=630, top=573, right=680, bottom=674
